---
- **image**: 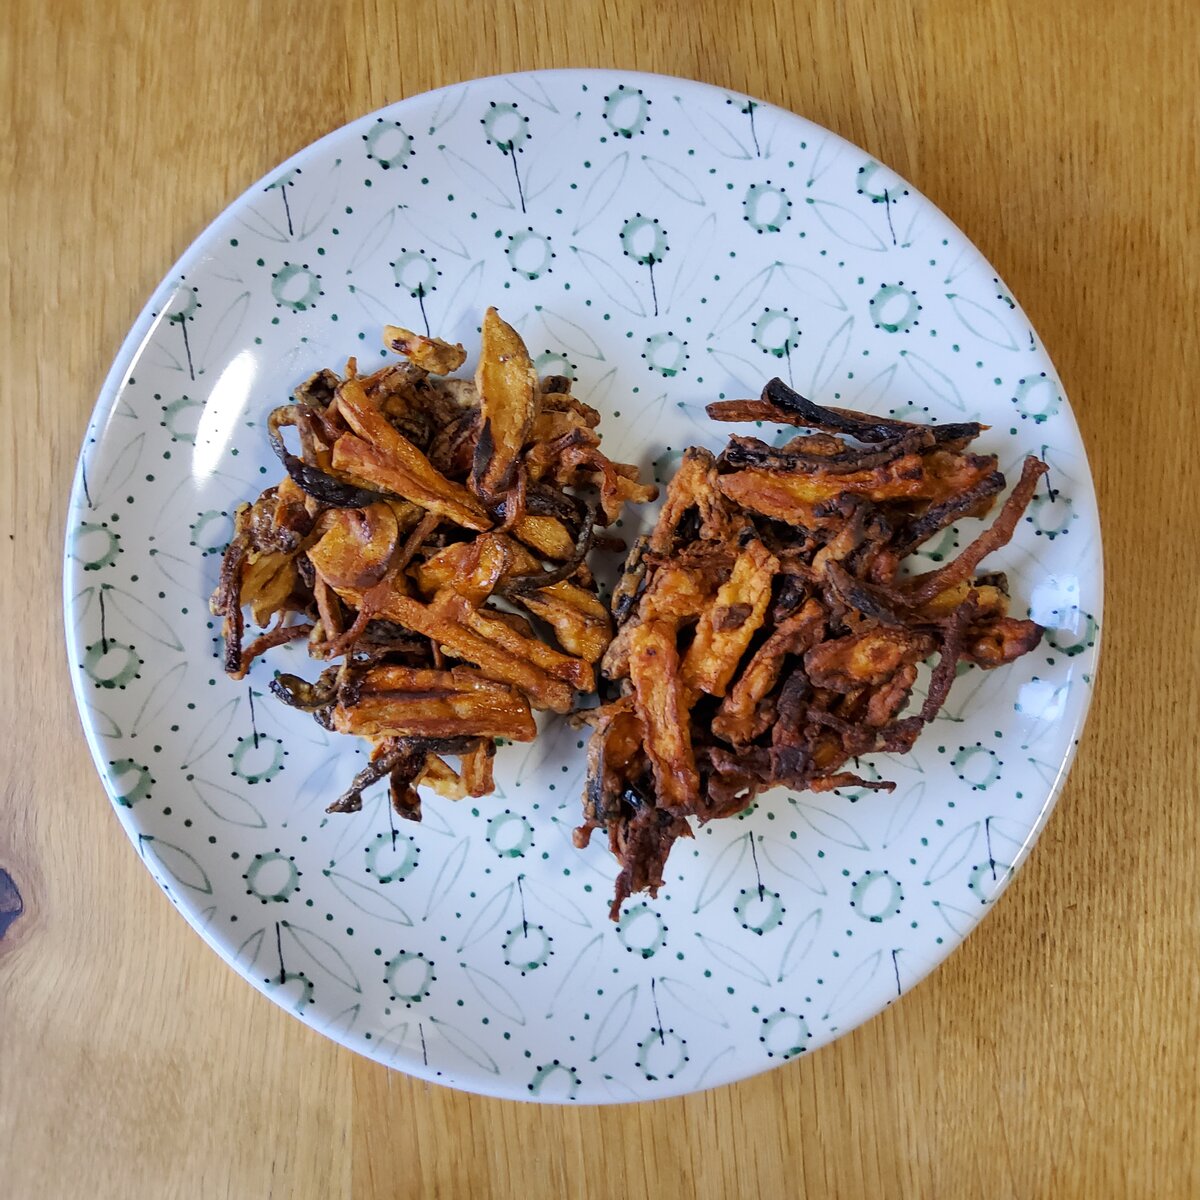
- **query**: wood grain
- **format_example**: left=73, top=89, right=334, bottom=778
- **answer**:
left=2, top=0, right=1198, bottom=1195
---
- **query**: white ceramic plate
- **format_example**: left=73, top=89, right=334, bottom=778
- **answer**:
left=65, top=70, right=1101, bottom=1103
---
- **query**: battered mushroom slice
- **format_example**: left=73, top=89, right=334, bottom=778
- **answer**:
left=383, top=325, right=467, bottom=375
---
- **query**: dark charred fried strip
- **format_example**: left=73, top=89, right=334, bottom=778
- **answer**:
left=718, top=429, right=935, bottom=475
left=920, top=592, right=979, bottom=723
left=824, top=561, right=910, bottom=627
left=470, top=418, right=500, bottom=492
left=510, top=482, right=586, bottom=527
left=279, top=454, right=379, bottom=509
left=697, top=745, right=767, bottom=817
left=215, top=532, right=249, bottom=674
left=901, top=457, right=1048, bottom=605
left=774, top=669, right=813, bottom=736
left=708, top=382, right=986, bottom=449
left=892, top=470, right=1007, bottom=556
left=917, top=423, right=987, bottom=452
left=501, top=505, right=595, bottom=595
left=267, top=406, right=386, bottom=508
left=760, top=378, right=911, bottom=442
left=387, top=742, right=431, bottom=822
left=327, top=735, right=476, bottom=814
left=607, top=805, right=693, bottom=920
left=326, top=741, right=410, bottom=814
left=231, top=620, right=315, bottom=680
left=269, top=666, right=340, bottom=711
left=611, top=534, right=650, bottom=626
left=766, top=378, right=988, bottom=447
left=294, top=368, right=341, bottom=408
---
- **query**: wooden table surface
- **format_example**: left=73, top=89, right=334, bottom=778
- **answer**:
left=3, top=1, right=1198, bottom=1195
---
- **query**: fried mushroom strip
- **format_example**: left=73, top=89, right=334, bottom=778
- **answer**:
left=333, top=378, right=491, bottom=530
left=471, top=306, right=538, bottom=503
left=382, top=325, right=467, bottom=375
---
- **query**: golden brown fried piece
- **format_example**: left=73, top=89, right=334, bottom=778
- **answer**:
left=530, top=409, right=592, bottom=444
left=600, top=562, right=722, bottom=682
left=803, top=627, right=938, bottom=692
left=460, top=741, right=498, bottom=797
left=412, top=536, right=507, bottom=600
left=558, top=447, right=657, bottom=524
left=576, top=699, right=645, bottom=834
left=516, top=584, right=611, bottom=664
left=382, top=325, right=467, bottom=375
left=411, top=534, right=513, bottom=606
left=419, top=754, right=470, bottom=801
left=239, top=551, right=298, bottom=628
left=372, top=590, right=579, bottom=714
left=628, top=617, right=699, bottom=812
left=917, top=579, right=1009, bottom=621
left=713, top=599, right=826, bottom=746
left=511, top=513, right=578, bottom=561
left=471, top=306, right=538, bottom=503
left=717, top=451, right=997, bottom=519
left=539, top=390, right=601, bottom=427
left=582, top=375, right=1047, bottom=919
left=962, top=617, right=1044, bottom=667
left=438, top=589, right=594, bottom=693
left=682, top=539, right=778, bottom=697
left=331, top=666, right=537, bottom=741
left=649, top=447, right=742, bottom=553
left=415, top=536, right=612, bottom=663
left=333, top=379, right=491, bottom=530
left=524, top=424, right=656, bottom=524
left=306, top=504, right=400, bottom=591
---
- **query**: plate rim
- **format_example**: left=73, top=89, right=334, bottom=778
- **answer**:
left=63, top=66, right=1105, bottom=1103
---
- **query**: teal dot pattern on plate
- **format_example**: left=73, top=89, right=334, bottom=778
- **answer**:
left=64, top=70, right=1102, bottom=1104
